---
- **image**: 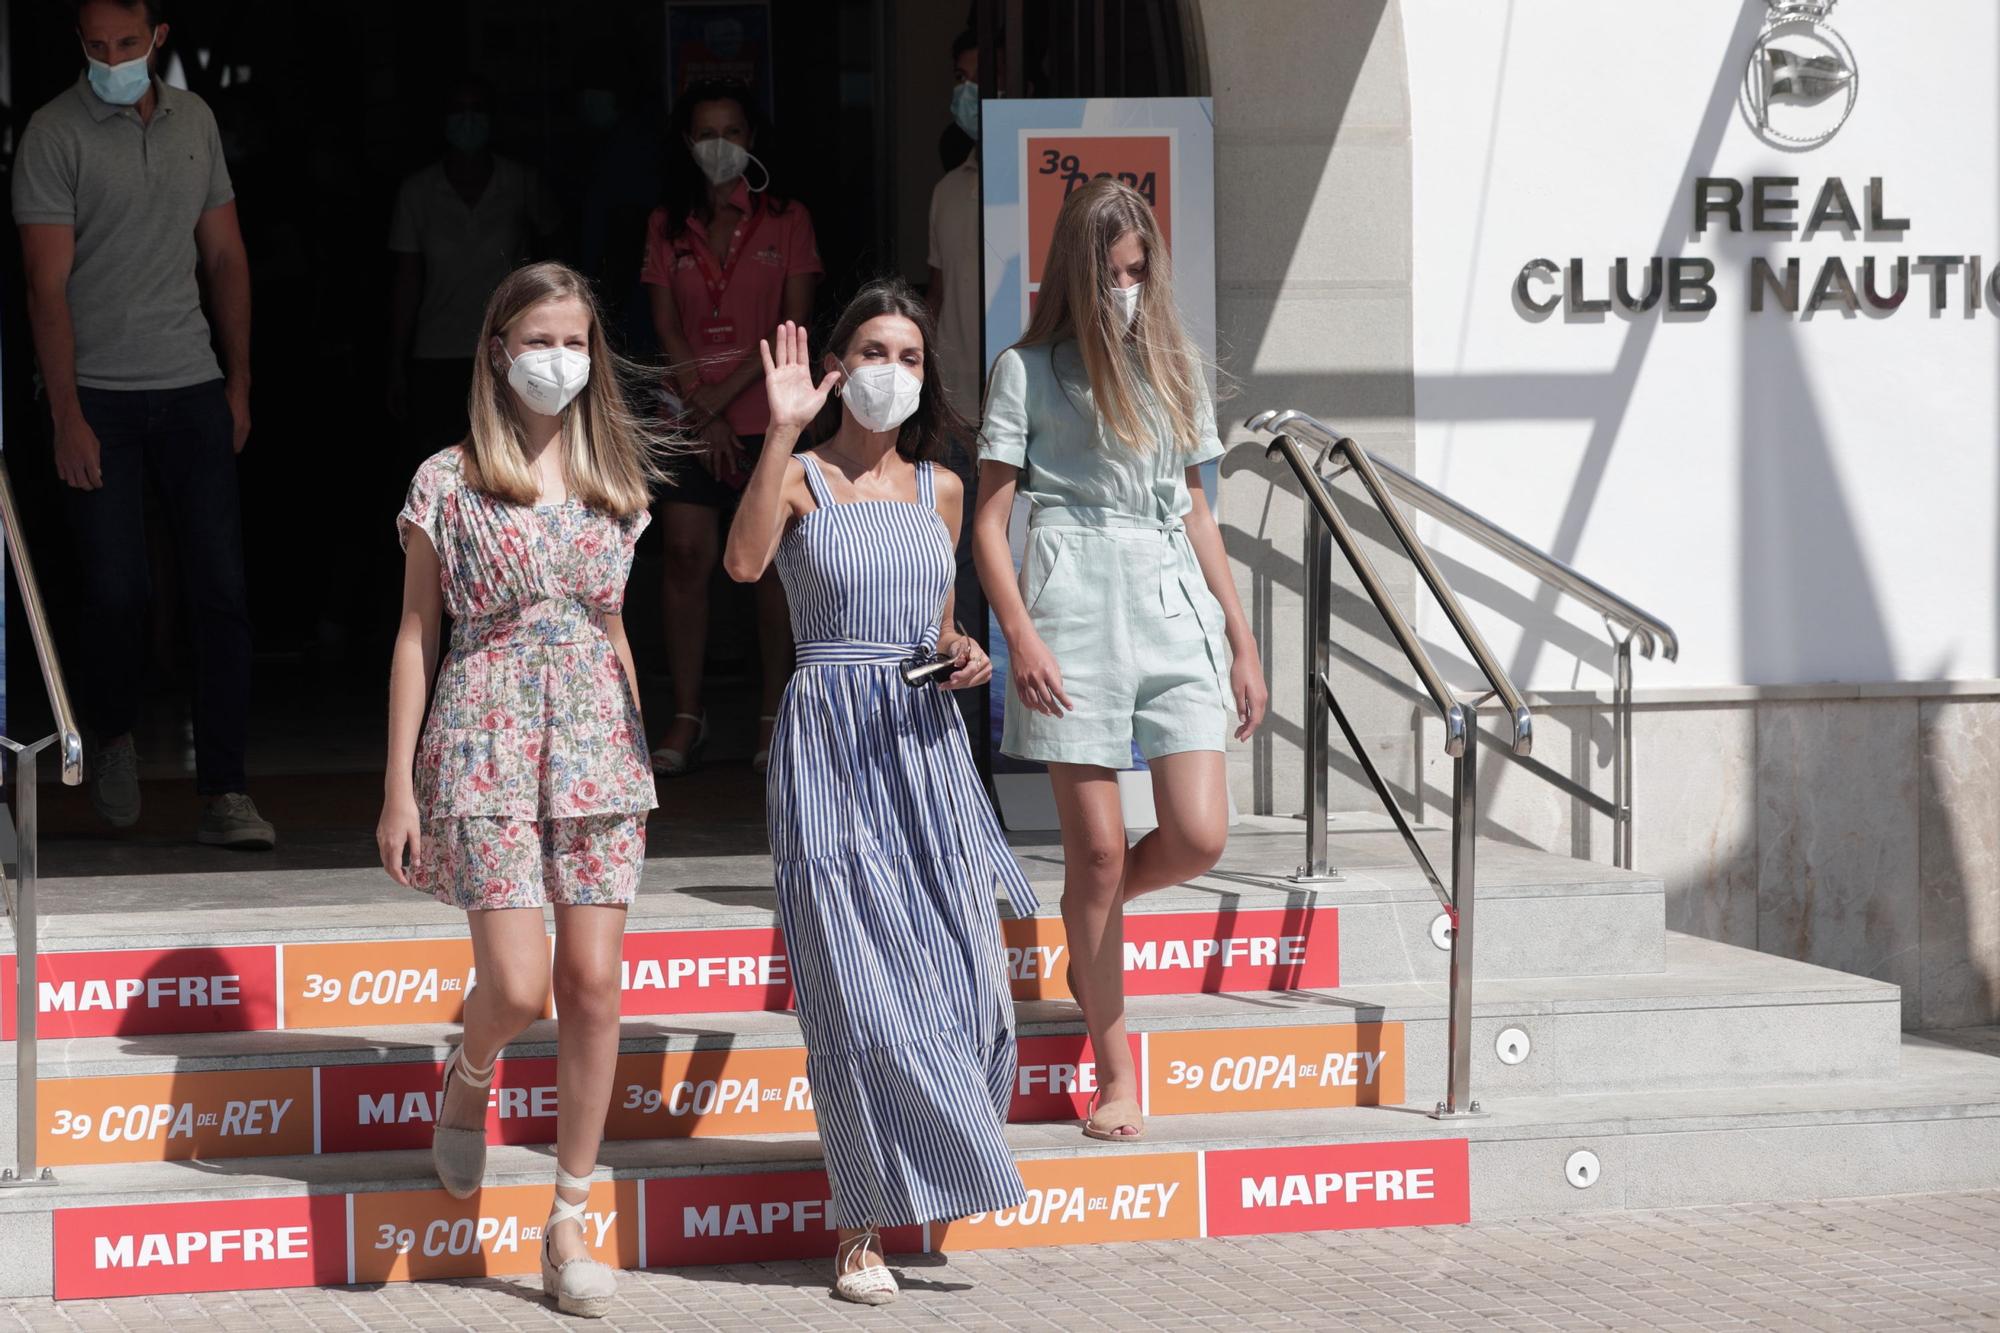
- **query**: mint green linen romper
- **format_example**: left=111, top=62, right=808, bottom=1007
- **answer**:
left=980, top=340, right=1233, bottom=769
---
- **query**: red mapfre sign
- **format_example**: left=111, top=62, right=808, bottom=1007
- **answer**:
left=1202, top=1139, right=1471, bottom=1237
left=2, top=947, right=278, bottom=1039
left=617, top=927, right=793, bottom=1017
left=53, top=1195, right=347, bottom=1299
left=644, top=1170, right=921, bottom=1268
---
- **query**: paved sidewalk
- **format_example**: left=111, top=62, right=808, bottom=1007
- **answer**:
left=8, top=1191, right=1999, bottom=1331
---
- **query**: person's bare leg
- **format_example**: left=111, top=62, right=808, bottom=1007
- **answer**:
left=440, top=908, right=551, bottom=1133
left=545, top=902, right=629, bottom=1265
left=1049, top=763, right=1141, bottom=1136
left=658, top=502, right=719, bottom=758
left=1120, top=750, right=1230, bottom=902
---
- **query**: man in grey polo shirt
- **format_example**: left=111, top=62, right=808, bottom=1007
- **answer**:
left=13, top=0, right=274, bottom=849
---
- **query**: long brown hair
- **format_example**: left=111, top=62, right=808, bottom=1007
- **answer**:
left=464, top=262, right=669, bottom=517
left=1016, top=178, right=1209, bottom=453
left=810, top=277, right=968, bottom=462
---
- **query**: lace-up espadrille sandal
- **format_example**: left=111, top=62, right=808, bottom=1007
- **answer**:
left=431, top=1045, right=494, bottom=1198
left=542, top=1166, right=618, bottom=1318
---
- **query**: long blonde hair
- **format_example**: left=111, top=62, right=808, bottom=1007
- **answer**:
left=464, top=262, right=669, bottom=518
left=1017, top=178, right=1208, bottom=453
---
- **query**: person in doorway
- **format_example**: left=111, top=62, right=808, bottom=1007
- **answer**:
left=388, top=75, right=560, bottom=458
left=377, top=262, right=661, bottom=1319
left=723, top=288, right=1032, bottom=1305
left=926, top=30, right=986, bottom=423
left=13, top=0, right=273, bottom=849
left=927, top=30, right=990, bottom=728
left=642, top=78, right=820, bottom=777
left=973, top=179, right=1268, bottom=1144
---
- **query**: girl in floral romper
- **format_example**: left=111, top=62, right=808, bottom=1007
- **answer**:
left=377, top=262, right=661, bottom=1319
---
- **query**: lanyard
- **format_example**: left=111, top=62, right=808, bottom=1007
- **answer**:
left=689, top=199, right=765, bottom=317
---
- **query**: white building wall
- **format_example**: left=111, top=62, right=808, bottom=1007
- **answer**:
left=1402, top=1, right=2000, bottom=692
left=1389, top=1, right=2000, bottom=1027
left=1204, top=0, right=1423, bottom=824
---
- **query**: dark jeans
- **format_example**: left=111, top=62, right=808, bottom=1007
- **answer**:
left=66, top=379, right=251, bottom=795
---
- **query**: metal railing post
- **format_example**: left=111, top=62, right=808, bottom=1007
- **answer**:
left=0, top=454, right=76, bottom=1188
left=9, top=745, right=41, bottom=1183
left=1294, top=496, right=1338, bottom=884
left=1434, top=702, right=1482, bottom=1119
left=1613, top=633, right=1635, bottom=870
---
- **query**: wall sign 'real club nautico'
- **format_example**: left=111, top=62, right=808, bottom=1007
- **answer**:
left=1517, top=176, right=2000, bottom=320
left=1741, top=0, right=1858, bottom=150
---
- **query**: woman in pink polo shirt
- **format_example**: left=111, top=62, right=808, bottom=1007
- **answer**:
left=643, top=79, right=821, bottom=776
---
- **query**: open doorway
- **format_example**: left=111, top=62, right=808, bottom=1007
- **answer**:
left=0, top=0, right=1206, bottom=874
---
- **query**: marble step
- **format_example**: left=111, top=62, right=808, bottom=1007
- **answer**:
left=0, top=1029, right=1990, bottom=1299
left=0, top=934, right=1899, bottom=1167
left=1, top=819, right=1667, bottom=1042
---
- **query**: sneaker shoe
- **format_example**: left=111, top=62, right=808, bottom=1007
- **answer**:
left=88, top=735, right=142, bottom=829
left=198, top=793, right=277, bottom=851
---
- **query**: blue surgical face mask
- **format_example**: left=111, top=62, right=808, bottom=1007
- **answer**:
left=950, top=81, right=980, bottom=140
left=83, top=31, right=158, bottom=107
left=444, top=110, right=491, bottom=154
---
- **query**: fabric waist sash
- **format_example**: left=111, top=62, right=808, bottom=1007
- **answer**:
left=1027, top=504, right=1185, bottom=536
left=794, top=639, right=916, bottom=667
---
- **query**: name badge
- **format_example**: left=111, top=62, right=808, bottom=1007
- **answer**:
left=700, top=318, right=738, bottom=347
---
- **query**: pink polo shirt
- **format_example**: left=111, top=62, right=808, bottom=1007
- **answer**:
left=641, top=182, right=822, bottom=437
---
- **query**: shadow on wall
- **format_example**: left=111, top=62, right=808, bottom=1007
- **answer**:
left=1738, top=307, right=1895, bottom=685
left=1214, top=0, right=1397, bottom=817
left=1226, top=3, right=1768, bottom=829
left=1215, top=0, right=1999, bottom=1027
left=1344, top=2, right=1768, bottom=710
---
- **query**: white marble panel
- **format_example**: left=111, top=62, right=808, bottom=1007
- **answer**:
left=1756, top=699, right=1921, bottom=1026
left=1637, top=704, right=1759, bottom=950
left=1917, top=699, right=2000, bottom=1028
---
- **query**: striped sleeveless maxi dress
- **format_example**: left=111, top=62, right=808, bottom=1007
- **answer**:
left=768, top=453, right=1038, bottom=1230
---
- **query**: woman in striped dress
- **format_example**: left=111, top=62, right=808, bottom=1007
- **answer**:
left=724, top=282, right=1034, bottom=1305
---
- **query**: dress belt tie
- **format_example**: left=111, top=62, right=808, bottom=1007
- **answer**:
left=1027, top=504, right=1185, bottom=536
left=1025, top=506, right=1198, bottom=627
left=794, top=639, right=919, bottom=667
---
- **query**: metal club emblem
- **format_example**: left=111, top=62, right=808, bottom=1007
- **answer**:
left=1741, top=0, right=1858, bottom=149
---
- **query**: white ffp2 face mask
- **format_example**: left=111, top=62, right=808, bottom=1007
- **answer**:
left=505, top=346, right=591, bottom=415
left=688, top=137, right=769, bottom=191
left=841, top=363, right=922, bottom=434
left=1113, top=281, right=1144, bottom=330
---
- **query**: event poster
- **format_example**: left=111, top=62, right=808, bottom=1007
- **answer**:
left=663, top=2, right=775, bottom=120
left=979, top=98, right=1217, bottom=826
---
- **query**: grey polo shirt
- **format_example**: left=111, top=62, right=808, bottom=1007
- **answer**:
left=12, top=75, right=234, bottom=391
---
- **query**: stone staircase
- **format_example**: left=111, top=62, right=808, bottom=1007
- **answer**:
left=0, top=814, right=1994, bottom=1299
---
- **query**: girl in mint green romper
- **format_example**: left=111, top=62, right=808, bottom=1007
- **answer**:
left=981, top=339, right=1234, bottom=765
left=973, top=179, right=1267, bottom=1145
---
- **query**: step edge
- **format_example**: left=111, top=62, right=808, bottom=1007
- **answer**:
left=3, top=878, right=1671, bottom=951
left=3, top=990, right=1909, bottom=1079
left=4, top=1095, right=1997, bottom=1214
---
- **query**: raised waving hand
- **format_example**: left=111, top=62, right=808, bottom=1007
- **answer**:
left=761, top=321, right=839, bottom=431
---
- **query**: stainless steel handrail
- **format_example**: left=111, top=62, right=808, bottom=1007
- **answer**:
left=1263, top=433, right=1482, bottom=1120
left=0, top=465, right=81, bottom=784
left=1340, top=439, right=1534, bottom=756
left=1254, top=413, right=1533, bottom=753
left=1266, top=435, right=1467, bottom=755
left=1248, top=407, right=1678, bottom=869
left=1251, top=409, right=1679, bottom=662
left=0, top=456, right=82, bottom=1189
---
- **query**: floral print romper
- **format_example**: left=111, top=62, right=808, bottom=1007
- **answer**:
left=398, top=447, right=657, bottom=910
